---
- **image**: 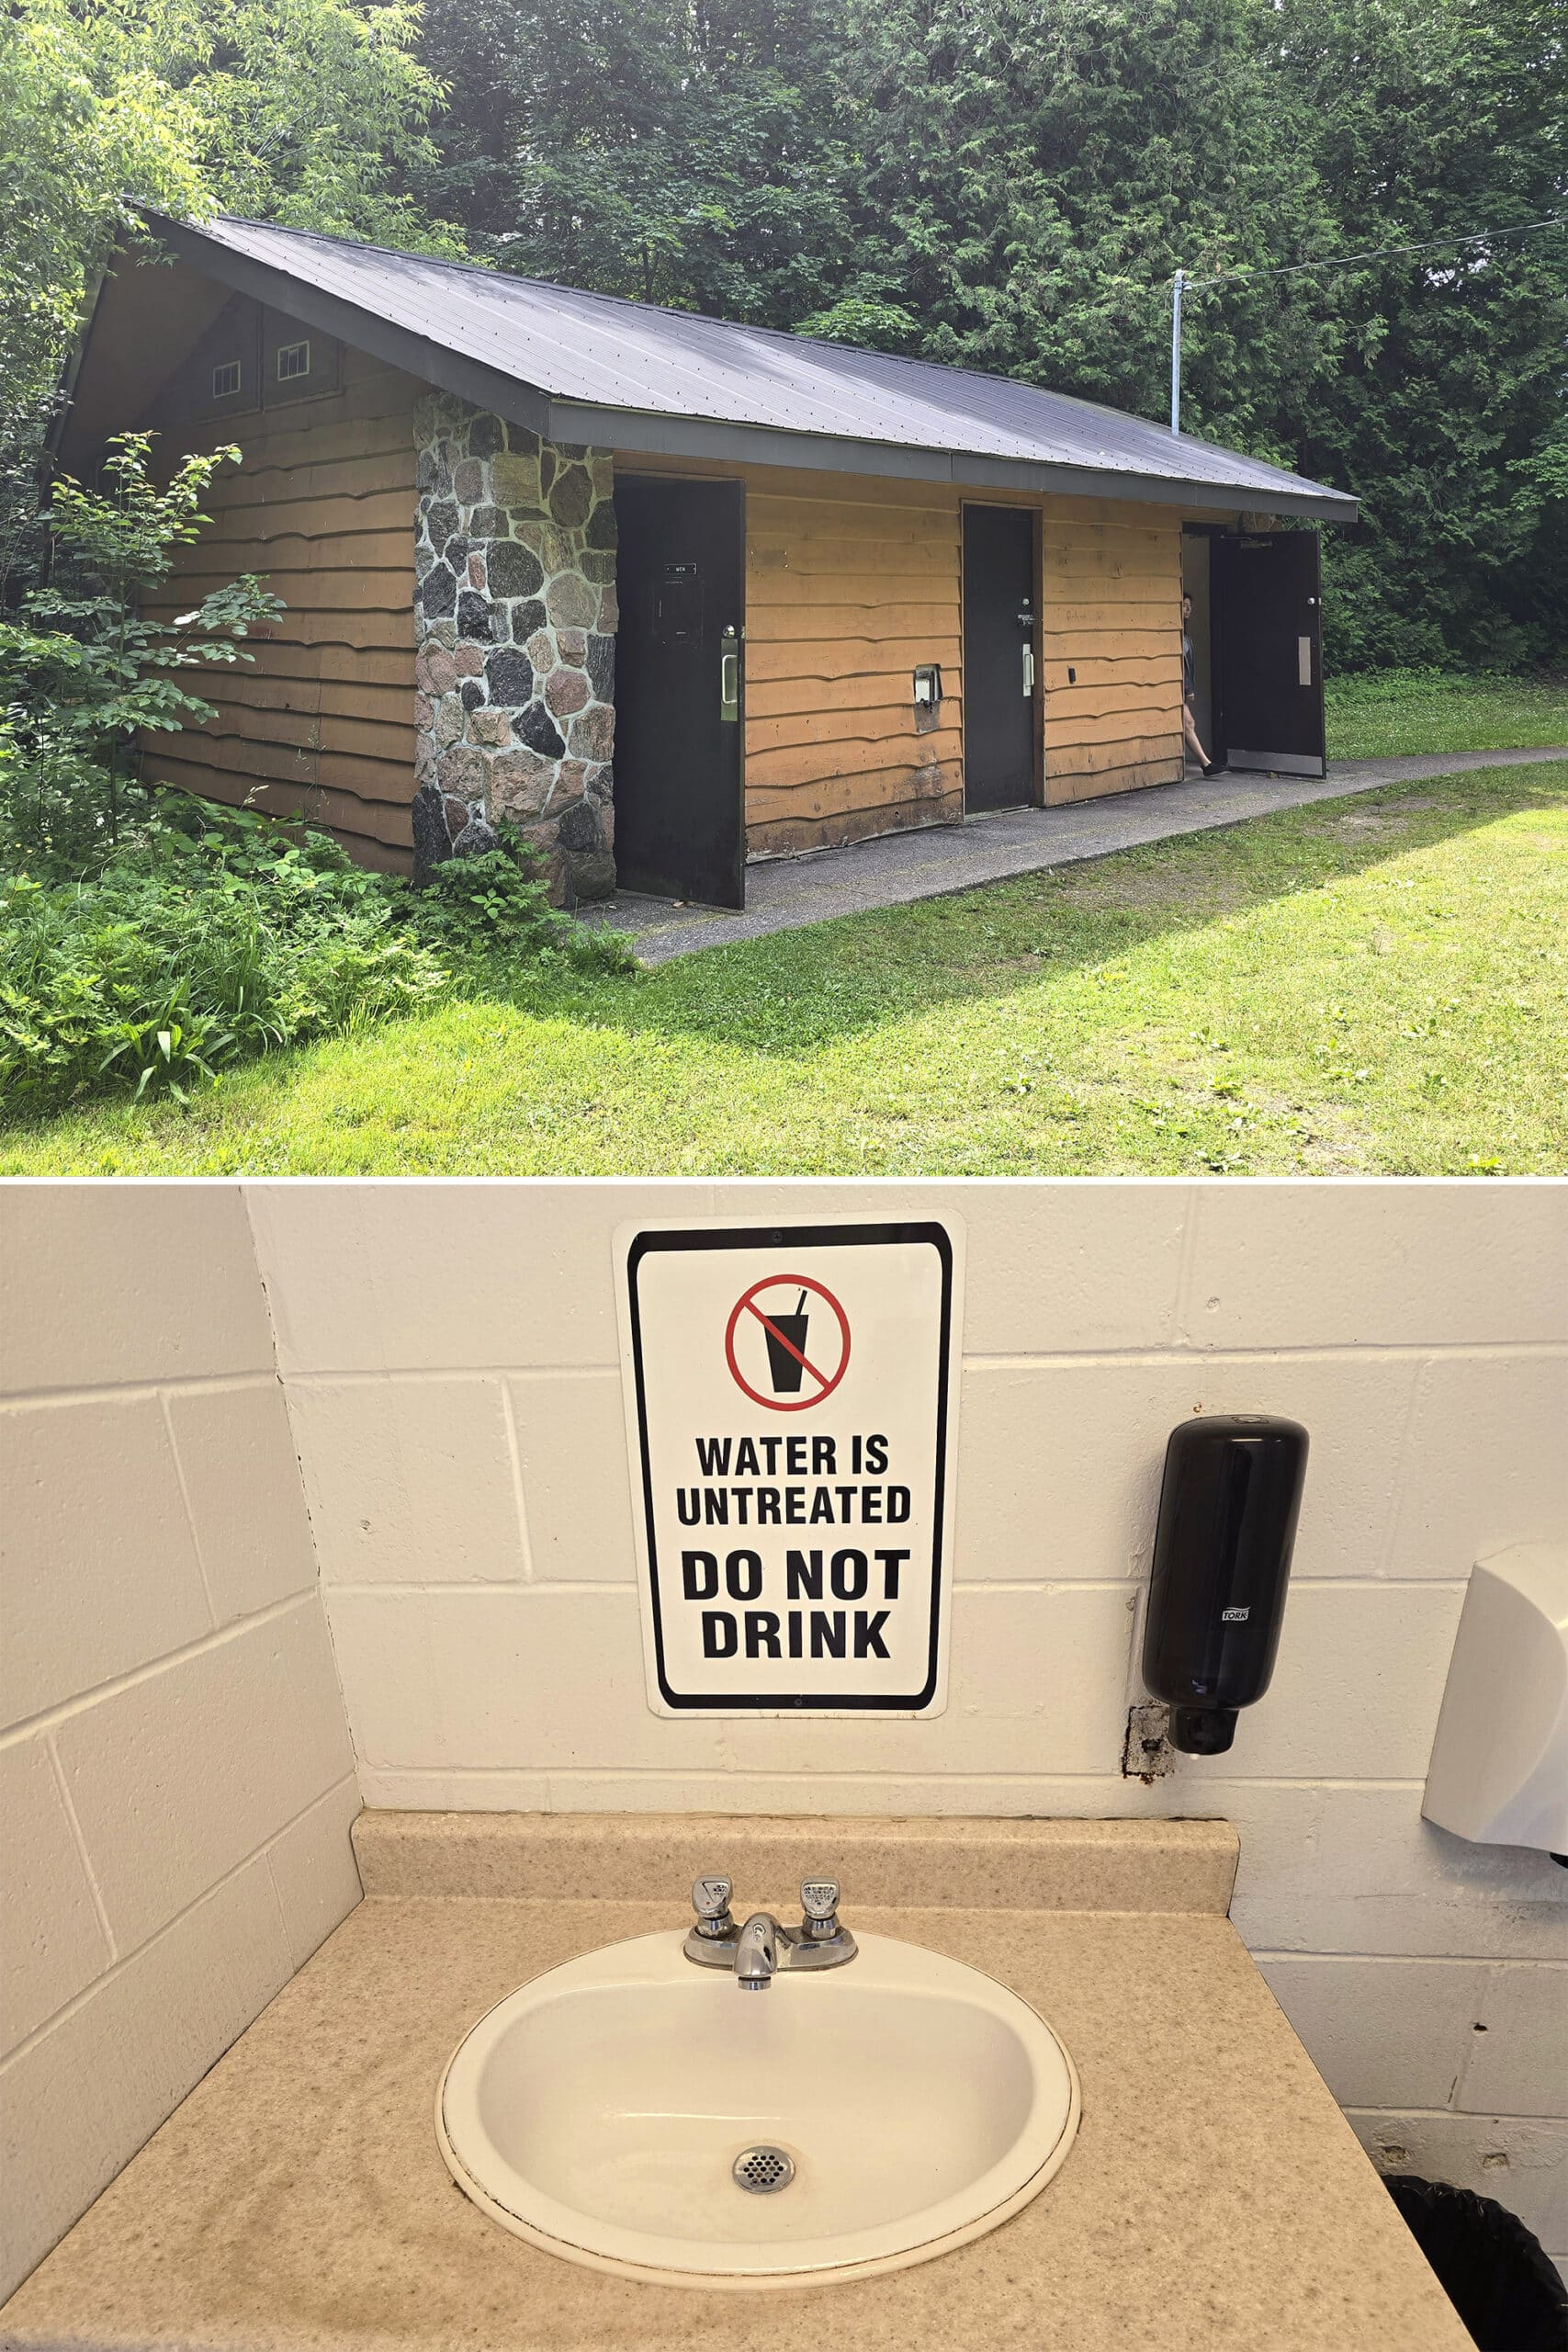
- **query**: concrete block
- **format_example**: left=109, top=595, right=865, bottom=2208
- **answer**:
left=0, top=1856, right=292, bottom=2302
left=1458, top=1965, right=1568, bottom=2119
left=165, top=1381, right=317, bottom=1623
left=288, top=1376, right=525, bottom=1586
left=247, top=1182, right=716, bottom=1373
left=710, top=1181, right=1190, bottom=1355
left=0, top=1185, right=273, bottom=1395
left=1349, top=2109, right=1568, bottom=2251
left=507, top=1369, right=637, bottom=1582
left=0, top=1396, right=209, bottom=1724
left=325, top=1581, right=1134, bottom=1785
left=1260, top=1954, right=1487, bottom=2108
left=954, top=1348, right=1419, bottom=1585
left=1181, top=1183, right=1568, bottom=1351
left=53, top=1600, right=354, bottom=1951
left=265, top=1777, right=363, bottom=1972
left=0, top=1740, right=109, bottom=2056
left=1167, top=1581, right=1465, bottom=1781
left=1223, top=1782, right=1568, bottom=1961
left=321, top=1589, right=446, bottom=1771
left=954, top=1361, right=1170, bottom=1582
left=1389, top=1351, right=1568, bottom=1578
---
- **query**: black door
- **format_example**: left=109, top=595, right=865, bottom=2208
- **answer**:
left=962, top=505, right=1038, bottom=811
left=614, top=477, right=745, bottom=905
left=1213, top=530, right=1325, bottom=777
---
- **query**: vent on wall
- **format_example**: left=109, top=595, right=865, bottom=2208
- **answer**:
left=276, top=340, right=310, bottom=381
left=211, top=361, right=242, bottom=399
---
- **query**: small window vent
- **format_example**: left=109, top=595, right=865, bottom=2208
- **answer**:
left=276, top=340, right=310, bottom=381
left=212, top=361, right=242, bottom=399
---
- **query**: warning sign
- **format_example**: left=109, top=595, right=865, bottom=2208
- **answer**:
left=615, top=1220, right=963, bottom=1717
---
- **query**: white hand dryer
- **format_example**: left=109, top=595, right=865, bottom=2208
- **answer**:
left=1421, top=1543, right=1568, bottom=1860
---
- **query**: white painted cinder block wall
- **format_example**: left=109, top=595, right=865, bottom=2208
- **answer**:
left=0, top=1189, right=362, bottom=2301
left=248, top=1179, right=1568, bottom=2273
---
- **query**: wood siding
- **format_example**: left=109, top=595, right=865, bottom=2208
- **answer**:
left=139, top=346, right=420, bottom=872
left=613, top=455, right=1186, bottom=854
left=743, top=479, right=963, bottom=855
left=739, top=479, right=1185, bottom=840
left=1039, top=495, right=1184, bottom=804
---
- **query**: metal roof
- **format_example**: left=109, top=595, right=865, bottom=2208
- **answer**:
left=136, top=209, right=1358, bottom=521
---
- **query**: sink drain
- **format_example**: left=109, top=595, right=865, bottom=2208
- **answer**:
left=732, top=2144, right=795, bottom=2194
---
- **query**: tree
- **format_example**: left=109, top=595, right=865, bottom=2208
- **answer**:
left=12, top=0, right=1556, bottom=668
left=0, top=2, right=203, bottom=590
left=1267, top=0, right=1568, bottom=667
left=0, top=0, right=464, bottom=594
left=818, top=0, right=1337, bottom=451
left=405, top=0, right=852, bottom=322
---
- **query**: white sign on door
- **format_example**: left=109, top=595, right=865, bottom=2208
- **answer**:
left=615, top=1219, right=964, bottom=1718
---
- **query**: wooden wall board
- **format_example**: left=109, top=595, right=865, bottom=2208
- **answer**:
left=739, top=478, right=963, bottom=855
left=616, top=453, right=1185, bottom=851
left=745, top=763, right=961, bottom=814
left=747, top=775, right=963, bottom=853
left=121, top=313, right=422, bottom=864
left=148, top=754, right=415, bottom=858
left=1046, top=755, right=1186, bottom=805
left=1037, top=494, right=1184, bottom=804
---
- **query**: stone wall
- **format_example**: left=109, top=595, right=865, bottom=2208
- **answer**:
left=412, top=396, right=617, bottom=902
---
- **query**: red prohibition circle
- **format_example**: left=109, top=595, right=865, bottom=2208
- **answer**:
left=723, top=1274, right=852, bottom=1413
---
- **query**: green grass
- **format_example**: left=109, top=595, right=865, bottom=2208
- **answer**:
left=1326, top=667, right=1568, bottom=762
left=6, top=763, right=1563, bottom=1176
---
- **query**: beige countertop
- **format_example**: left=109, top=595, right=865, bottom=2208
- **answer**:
left=1, top=1814, right=1466, bottom=2352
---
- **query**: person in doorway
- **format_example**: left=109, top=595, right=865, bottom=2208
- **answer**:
left=1182, top=593, right=1225, bottom=777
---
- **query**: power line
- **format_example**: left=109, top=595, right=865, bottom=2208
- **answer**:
left=1184, top=211, right=1568, bottom=293
left=1169, top=211, right=1567, bottom=432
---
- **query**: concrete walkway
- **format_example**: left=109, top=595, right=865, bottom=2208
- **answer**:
left=586, top=745, right=1567, bottom=965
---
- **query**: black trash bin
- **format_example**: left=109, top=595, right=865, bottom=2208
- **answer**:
left=1384, top=2174, right=1568, bottom=2351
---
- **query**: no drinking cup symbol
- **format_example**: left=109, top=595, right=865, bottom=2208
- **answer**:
left=764, top=1291, right=810, bottom=1395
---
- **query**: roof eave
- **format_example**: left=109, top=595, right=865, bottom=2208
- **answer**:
left=137, top=209, right=552, bottom=437
left=549, top=400, right=1359, bottom=523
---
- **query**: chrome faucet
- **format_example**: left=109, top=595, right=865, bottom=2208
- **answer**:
left=683, top=1876, right=857, bottom=1984
left=734, top=1912, right=779, bottom=1991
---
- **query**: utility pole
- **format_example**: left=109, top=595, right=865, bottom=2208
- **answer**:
left=1170, top=269, right=1184, bottom=434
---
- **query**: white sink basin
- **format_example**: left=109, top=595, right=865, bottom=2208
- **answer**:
left=436, top=1928, right=1080, bottom=2288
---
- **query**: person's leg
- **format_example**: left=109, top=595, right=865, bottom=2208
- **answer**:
left=1183, top=698, right=1227, bottom=776
left=1182, top=700, right=1210, bottom=768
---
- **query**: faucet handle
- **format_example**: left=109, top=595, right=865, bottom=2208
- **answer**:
left=692, top=1875, right=735, bottom=1938
left=799, top=1878, right=841, bottom=1937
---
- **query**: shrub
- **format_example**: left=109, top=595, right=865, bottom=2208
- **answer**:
left=0, top=430, right=634, bottom=1119
left=0, top=803, right=446, bottom=1110
left=0, top=715, right=118, bottom=878
left=408, top=846, right=637, bottom=976
left=0, top=796, right=635, bottom=1116
left=0, top=434, right=283, bottom=860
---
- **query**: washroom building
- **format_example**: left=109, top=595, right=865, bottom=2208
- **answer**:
left=57, top=210, right=1359, bottom=906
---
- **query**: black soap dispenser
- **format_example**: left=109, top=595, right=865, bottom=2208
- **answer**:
left=1142, top=1414, right=1309, bottom=1755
